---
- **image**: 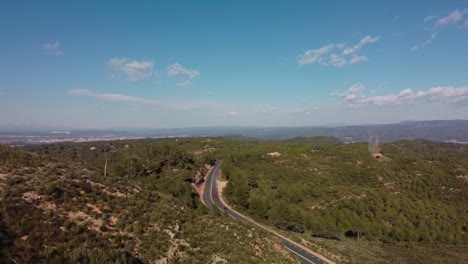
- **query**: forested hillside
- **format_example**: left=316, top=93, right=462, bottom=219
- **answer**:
left=218, top=137, right=468, bottom=263
left=1, top=137, right=467, bottom=263
left=0, top=140, right=297, bottom=263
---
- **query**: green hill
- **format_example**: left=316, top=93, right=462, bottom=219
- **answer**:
left=218, top=138, right=468, bottom=263
left=1, top=137, right=467, bottom=263
left=0, top=141, right=297, bottom=263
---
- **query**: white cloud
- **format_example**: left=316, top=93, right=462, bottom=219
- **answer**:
left=329, top=54, right=347, bottom=67
left=69, top=89, right=160, bottom=106
left=298, top=35, right=378, bottom=67
left=349, top=55, right=367, bottom=65
left=167, top=63, right=200, bottom=79
left=435, top=9, right=468, bottom=27
left=331, top=83, right=468, bottom=107
left=294, top=107, right=320, bottom=115
left=298, top=44, right=335, bottom=66
left=424, top=15, right=438, bottom=23
left=108, top=58, right=154, bottom=81
left=330, top=82, right=365, bottom=102
left=416, top=86, right=468, bottom=104
left=43, top=41, right=64, bottom=56
left=342, top=35, right=380, bottom=55
left=331, top=84, right=414, bottom=107
left=410, top=33, right=437, bottom=51
left=356, top=89, right=414, bottom=106
left=68, top=89, right=214, bottom=110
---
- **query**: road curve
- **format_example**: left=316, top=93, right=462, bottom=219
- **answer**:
left=203, top=160, right=330, bottom=264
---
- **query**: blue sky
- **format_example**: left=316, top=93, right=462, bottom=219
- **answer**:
left=1, top=0, right=468, bottom=129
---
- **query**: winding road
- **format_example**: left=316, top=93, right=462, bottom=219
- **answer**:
left=203, top=160, right=330, bottom=264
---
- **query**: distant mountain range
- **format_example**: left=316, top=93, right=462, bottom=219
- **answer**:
left=1, top=120, right=468, bottom=145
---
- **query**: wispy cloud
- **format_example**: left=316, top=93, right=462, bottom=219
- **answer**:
left=331, top=82, right=365, bottom=102
left=167, top=63, right=200, bottom=87
left=168, top=63, right=200, bottom=79
left=43, top=41, right=64, bottom=56
left=410, top=33, right=437, bottom=51
left=298, top=35, right=378, bottom=67
left=298, top=44, right=335, bottom=65
left=68, top=89, right=214, bottom=110
left=331, top=83, right=468, bottom=107
left=412, top=9, right=467, bottom=52
left=416, top=86, right=468, bottom=104
left=108, top=58, right=154, bottom=82
left=424, top=15, right=438, bottom=23
left=349, top=55, right=367, bottom=65
left=435, top=9, right=468, bottom=27
left=342, top=35, right=380, bottom=55
left=329, top=54, right=347, bottom=67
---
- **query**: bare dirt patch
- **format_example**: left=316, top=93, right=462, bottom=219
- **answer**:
left=22, top=191, right=57, bottom=210
left=0, top=173, right=8, bottom=181
left=109, top=215, right=118, bottom=226
left=22, top=191, right=109, bottom=233
left=217, top=180, right=227, bottom=196
left=86, top=203, right=103, bottom=214
left=67, top=211, right=104, bottom=233
left=267, top=152, right=282, bottom=157
left=211, top=254, right=228, bottom=264
left=456, top=175, right=468, bottom=182
left=372, top=153, right=391, bottom=162
left=22, top=191, right=42, bottom=202
left=86, top=179, right=106, bottom=189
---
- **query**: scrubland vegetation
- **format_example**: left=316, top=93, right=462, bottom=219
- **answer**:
left=220, top=137, right=468, bottom=263
left=0, top=140, right=296, bottom=263
left=0, top=137, right=467, bottom=263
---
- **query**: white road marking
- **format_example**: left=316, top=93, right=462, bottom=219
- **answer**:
left=209, top=163, right=226, bottom=212
left=284, top=244, right=319, bottom=264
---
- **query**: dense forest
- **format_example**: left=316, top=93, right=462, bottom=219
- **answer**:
left=218, top=137, right=468, bottom=263
left=0, top=137, right=467, bottom=263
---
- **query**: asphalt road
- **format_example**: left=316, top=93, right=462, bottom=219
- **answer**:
left=203, top=160, right=329, bottom=264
